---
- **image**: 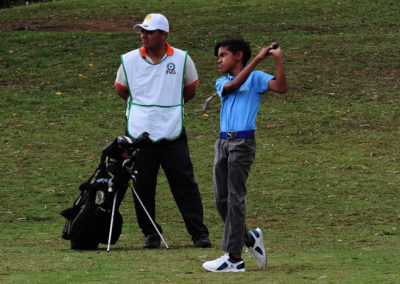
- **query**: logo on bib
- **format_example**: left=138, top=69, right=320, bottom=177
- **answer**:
left=166, top=63, right=176, bottom=75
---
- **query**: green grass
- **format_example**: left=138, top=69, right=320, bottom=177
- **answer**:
left=1, top=0, right=400, bottom=283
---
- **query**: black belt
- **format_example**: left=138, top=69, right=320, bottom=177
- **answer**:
left=220, top=130, right=254, bottom=139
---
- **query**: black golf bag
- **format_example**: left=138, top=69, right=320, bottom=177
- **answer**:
left=61, top=133, right=150, bottom=250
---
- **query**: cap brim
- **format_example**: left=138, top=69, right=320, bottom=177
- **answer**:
left=133, top=24, right=157, bottom=31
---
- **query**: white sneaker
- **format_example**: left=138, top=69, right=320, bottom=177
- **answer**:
left=246, top=228, right=266, bottom=268
left=202, top=253, right=245, bottom=272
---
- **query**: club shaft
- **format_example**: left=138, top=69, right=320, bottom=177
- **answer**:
left=129, top=184, right=169, bottom=249
left=202, top=92, right=218, bottom=112
left=107, top=192, right=117, bottom=252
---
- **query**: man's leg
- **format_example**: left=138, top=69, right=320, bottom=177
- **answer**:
left=161, top=129, right=210, bottom=244
left=133, top=143, right=163, bottom=238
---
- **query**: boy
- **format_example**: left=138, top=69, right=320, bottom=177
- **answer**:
left=202, top=39, right=287, bottom=272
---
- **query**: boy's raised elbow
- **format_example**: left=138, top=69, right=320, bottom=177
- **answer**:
left=272, top=84, right=287, bottom=94
left=278, top=86, right=287, bottom=94
left=269, top=79, right=287, bottom=94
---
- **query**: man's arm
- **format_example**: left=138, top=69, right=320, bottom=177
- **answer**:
left=115, top=64, right=129, bottom=100
left=116, top=86, right=129, bottom=101
left=183, top=84, right=196, bottom=103
left=183, top=55, right=199, bottom=104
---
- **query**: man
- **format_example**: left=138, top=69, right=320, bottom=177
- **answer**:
left=114, top=13, right=211, bottom=248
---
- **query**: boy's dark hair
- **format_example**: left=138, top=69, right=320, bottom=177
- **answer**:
left=214, top=38, right=251, bottom=66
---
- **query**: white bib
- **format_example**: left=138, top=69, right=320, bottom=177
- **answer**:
left=121, top=48, right=187, bottom=142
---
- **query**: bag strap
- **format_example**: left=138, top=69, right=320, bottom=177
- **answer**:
left=78, top=163, right=106, bottom=191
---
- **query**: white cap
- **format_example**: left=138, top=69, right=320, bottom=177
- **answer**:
left=133, top=13, right=169, bottom=33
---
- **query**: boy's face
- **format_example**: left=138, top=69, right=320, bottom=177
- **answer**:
left=217, top=46, right=241, bottom=74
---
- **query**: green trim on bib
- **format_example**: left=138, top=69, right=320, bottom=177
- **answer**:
left=120, top=55, right=132, bottom=101
left=142, top=55, right=168, bottom=65
left=120, top=54, right=134, bottom=137
left=130, top=102, right=182, bottom=108
left=176, top=51, right=188, bottom=138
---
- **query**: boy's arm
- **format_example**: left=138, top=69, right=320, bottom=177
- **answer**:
left=222, top=43, right=277, bottom=95
left=268, top=47, right=287, bottom=94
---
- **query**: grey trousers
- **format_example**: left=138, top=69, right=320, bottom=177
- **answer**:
left=213, top=137, right=256, bottom=254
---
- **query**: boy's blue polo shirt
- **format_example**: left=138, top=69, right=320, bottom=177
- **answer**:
left=216, top=70, right=275, bottom=132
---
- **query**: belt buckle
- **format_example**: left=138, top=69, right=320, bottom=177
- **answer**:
left=226, top=131, right=236, bottom=139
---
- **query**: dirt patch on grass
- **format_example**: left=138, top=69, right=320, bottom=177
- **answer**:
left=1, top=18, right=134, bottom=32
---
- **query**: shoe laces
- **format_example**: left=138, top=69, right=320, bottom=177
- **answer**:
left=222, top=253, right=229, bottom=259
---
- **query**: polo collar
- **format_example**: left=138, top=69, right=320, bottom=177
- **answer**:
left=140, top=42, right=174, bottom=58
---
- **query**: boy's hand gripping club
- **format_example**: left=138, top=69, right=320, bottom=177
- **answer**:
left=266, top=43, right=279, bottom=56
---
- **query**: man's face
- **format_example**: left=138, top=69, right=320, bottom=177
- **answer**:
left=140, top=29, right=166, bottom=49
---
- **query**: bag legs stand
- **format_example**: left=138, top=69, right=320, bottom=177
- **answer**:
left=107, top=192, right=117, bottom=253
left=129, top=184, right=169, bottom=249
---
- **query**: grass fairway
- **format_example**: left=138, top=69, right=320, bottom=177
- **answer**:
left=1, top=0, right=399, bottom=283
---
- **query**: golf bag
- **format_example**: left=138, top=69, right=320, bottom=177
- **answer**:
left=61, top=133, right=151, bottom=250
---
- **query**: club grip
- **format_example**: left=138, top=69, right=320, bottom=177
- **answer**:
left=272, top=43, right=279, bottom=49
left=267, top=43, right=279, bottom=55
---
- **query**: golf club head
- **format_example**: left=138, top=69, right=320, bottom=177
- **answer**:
left=117, top=135, right=134, bottom=147
left=134, top=132, right=151, bottom=147
left=202, top=92, right=218, bottom=113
